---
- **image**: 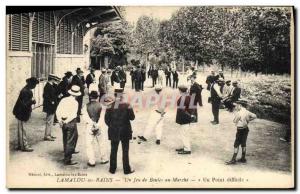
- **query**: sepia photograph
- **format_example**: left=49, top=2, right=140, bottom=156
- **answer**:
left=5, top=5, right=295, bottom=189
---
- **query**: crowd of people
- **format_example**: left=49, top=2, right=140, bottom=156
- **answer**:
left=12, top=62, right=259, bottom=176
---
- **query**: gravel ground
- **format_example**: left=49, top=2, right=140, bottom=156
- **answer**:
left=7, top=72, right=293, bottom=188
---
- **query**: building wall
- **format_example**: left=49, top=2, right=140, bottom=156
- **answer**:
left=54, top=54, right=87, bottom=77
left=7, top=51, right=32, bottom=123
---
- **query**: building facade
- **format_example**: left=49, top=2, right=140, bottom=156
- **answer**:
left=7, top=7, right=121, bottom=120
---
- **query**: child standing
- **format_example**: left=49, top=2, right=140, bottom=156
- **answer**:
left=226, top=100, right=257, bottom=165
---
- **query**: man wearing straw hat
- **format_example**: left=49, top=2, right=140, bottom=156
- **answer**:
left=43, top=74, right=61, bottom=141
left=105, top=87, right=135, bottom=174
left=13, top=77, right=39, bottom=152
left=56, top=85, right=81, bottom=165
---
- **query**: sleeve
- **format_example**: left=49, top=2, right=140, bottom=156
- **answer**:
left=55, top=99, right=65, bottom=122
left=127, top=105, right=135, bottom=121
left=104, top=108, right=112, bottom=126
left=248, top=111, right=257, bottom=121
left=233, top=112, right=241, bottom=124
left=20, top=89, right=34, bottom=107
left=213, top=84, right=223, bottom=98
left=82, top=106, right=94, bottom=125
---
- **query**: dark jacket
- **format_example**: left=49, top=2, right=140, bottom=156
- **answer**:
left=190, top=82, right=203, bottom=107
left=165, top=69, right=171, bottom=77
left=206, top=75, right=215, bottom=90
left=71, top=75, right=85, bottom=96
left=13, top=86, right=35, bottom=121
left=151, top=69, right=158, bottom=79
left=176, top=95, right=194, bottom=125
left=172, top=71, right=179, bottom=81
left=85, top=73, right=95, bottom=88
left=111, top=70, right=121, bottom=83
left=105, top=101, right=135, bottom=141
left=134, top=69, right=142, bottom=82
left=230, top=87, right=241, bottom=102
left=130, top=70, right=135, bottom=80
left=141, top=69, right=146, bottom=82
left=43, top=82, right=58, bottom=114
left=119, top=70, right=127, bottom=83
left=58, top=76, right=71, bottom=98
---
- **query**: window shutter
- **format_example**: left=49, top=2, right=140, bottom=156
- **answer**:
left=21, top=13, right=30, bottom=51
left=11, top=14, right=21, bottom=50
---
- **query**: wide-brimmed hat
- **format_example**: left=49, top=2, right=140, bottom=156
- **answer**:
left=89, top=91, right=98, bottom=99
left=48, top=74, right=60, bottom=82
left=68, top=85, right=81, bottom=96
left=155, top=84, right=163, bottom=91
left=103, top=96, right=115, bottom=106
left=226, top=80, right=231, bottom=83
left=232, top=81, right=238, bottom=85
left=101, top=68, right=107, bottom=73
left=178, top=84, right=188, bottom=92
left=26, top=77, right=39, bottom=85
left=65, top=71, right=73, bottom=77
left=114, top=87, right=124, bottom=94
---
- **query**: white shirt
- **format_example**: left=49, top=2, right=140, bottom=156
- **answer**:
left=233, top=107, right=257, bottom=128
left=56, top=96, right=78, bottom=123
left=89, top=82, right=98, bottom=93
left=212, top=83, right=223, bottom=98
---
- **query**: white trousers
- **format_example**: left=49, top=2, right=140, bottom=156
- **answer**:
left=179, top=124, right=191, bottom=151
left=144, top=111, right=164, bottom=140
left=85, top=127, right=108, bottom=165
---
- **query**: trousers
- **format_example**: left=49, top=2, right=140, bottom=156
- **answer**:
left=143, top=111, right=164, bottom=140
left=17, top=120, right=29, bottom=149
left=179, top=124, right=191, bottom=151
left=45, top=113, right=54, bottom=138
left=212, top=100, right=221, bottom=122
left=109, top=139, right=131, bottom=173
left=62, top=119, right=78, bottom=163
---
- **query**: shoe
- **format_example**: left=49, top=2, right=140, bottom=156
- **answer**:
left=178, top=150, right=191, bottom=155
left=76, top=117, right=80, bottom=123
left=211, top=121, right=219, bottom=125
left=175, top=148, right=184, bottom=152
left=109, top=169, right=116, bottom=174
left=73, top=151, right=80, bottom=154
left=138, top=136, right=147, bottom=142
left=44, top=137, right=55, bottom=141
left=124, top=170, right=135, bottom=175
left=87, top=162, right=96, bottom=167
left=100, top=160, right=109, bottom=165
left=21, top=147, right=34, bottom=152
left=15, top=146, right=22, bottom=150
left=64, top=161, right=78, bottom=166
left=156, top=140, right=160, bottom=145
left=50, top=136, right=56, bottom=139
left=225, top=160, right=236, bottom=165
left=237, top=158, right=247, bottom=163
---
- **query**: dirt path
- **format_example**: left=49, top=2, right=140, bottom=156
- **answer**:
left=7, top=72, right=292, bottom=188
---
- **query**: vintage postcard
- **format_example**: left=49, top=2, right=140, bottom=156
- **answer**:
left=6, top=6, right=295, bottom=189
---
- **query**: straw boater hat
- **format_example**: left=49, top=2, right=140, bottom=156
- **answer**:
left=101, top=68, right=107, bottom=73
left=178, top=84, right=188, bottom=92
left=155, top=85, right=163, bottom=91
left=103, top=96, right=115, bottom=106
left=68, top=85, right=81, bottom=96
left=114, top=87, right=125, bottom=94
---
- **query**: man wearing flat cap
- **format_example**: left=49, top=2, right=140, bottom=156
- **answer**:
left=43, top=74, right=61, bottom=141
left=13, top=77, right=39, bottom=152
left=56, top=85, right=81, bottom=165
left=71, top=68, right=85, bottom=122
left=223, top=81, right=241, bottom=112
left=58, top=71, right=73, bottom=98
left=105, top=87, right=135, bottom=174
